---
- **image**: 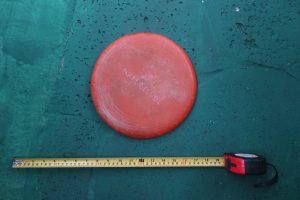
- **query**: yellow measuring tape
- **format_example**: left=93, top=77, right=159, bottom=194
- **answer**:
left=12, top=157, right=224, bottom=168
left=12, top=154, right=279, bottom=187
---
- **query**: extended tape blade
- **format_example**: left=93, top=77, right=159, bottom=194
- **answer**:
left=12, top=157, right=224, bottom=168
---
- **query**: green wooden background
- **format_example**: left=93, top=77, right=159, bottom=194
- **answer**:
left=0, top=0, right=299, bottom=199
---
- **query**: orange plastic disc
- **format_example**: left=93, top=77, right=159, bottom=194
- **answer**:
left=91, top=33, right=197, bottom=139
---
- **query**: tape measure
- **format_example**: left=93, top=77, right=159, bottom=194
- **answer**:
left=12, top=153, right=278, bottom=187
left=13, top=157, right=223, bottom=168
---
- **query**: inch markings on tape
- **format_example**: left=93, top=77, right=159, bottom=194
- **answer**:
left=12, top=157, right=224, bottom=168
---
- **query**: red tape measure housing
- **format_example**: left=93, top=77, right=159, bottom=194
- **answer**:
left=224, top=153, right=267, bottom=175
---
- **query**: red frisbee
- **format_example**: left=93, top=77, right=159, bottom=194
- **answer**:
left=91, top=33, right=197, bottom=139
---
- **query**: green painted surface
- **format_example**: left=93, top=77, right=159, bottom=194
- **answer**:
left=0, top=0, right=300, bottom=199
